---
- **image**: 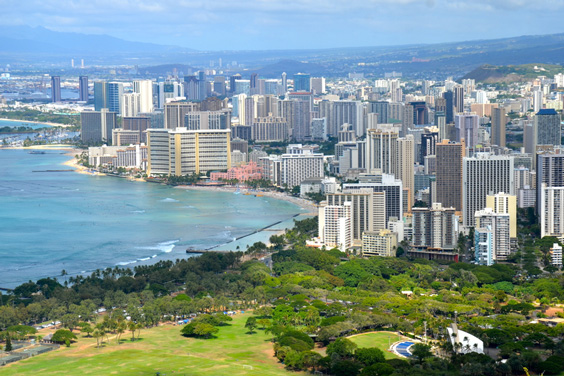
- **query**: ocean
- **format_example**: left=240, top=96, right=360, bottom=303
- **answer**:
left=0, top=149, right=304, bottom=288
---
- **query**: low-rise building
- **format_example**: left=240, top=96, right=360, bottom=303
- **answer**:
left=362, top=229, right=397, bottom=257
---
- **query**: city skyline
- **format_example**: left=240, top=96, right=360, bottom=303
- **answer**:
left=1, top=0, right=563, bottom=50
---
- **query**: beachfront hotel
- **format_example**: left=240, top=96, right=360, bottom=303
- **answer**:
left=146, top=128, right=231, bottom=176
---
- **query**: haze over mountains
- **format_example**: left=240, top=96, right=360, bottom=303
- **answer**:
left=1, top=25, right=563, bottom=79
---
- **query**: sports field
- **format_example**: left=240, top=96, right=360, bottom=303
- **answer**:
left=347, top=331, right=405, bottom=359
left=0, top=313, right=301, bottom=376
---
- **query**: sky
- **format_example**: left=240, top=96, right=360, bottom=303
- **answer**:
left=1, top=0, right=564, bottom=50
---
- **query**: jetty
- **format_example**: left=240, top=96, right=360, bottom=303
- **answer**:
left=32, top=169, right=74, bottom=172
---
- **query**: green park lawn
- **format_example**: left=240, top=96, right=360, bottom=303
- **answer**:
left=0, top=313, right=300, bottom=376
left=347, top=331, right=406, bottom=359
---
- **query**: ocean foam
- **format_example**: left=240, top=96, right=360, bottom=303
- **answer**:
left=160, top=198, right=179, bottom=203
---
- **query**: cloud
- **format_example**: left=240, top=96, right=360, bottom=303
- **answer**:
left=0, top=0, right=562, bottom=50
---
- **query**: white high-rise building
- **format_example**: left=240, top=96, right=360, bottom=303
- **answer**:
left=121, top=93, right=141, bottom=117
left=486, top=192, right=517, bottom=240
left=540, top=184, right=564, bottom=238
left=280, top=153, right=324, bottom=188
left=475, top=208, right=511, bottom=263
left=365, top=129, right=398, bottom=174
left=550, top=243, right=563, bottom=267
left=318, top=201, right=353, bottom=252
left=462, top=153, right=514, bottom=227
left=533, top=90, right=543, bottom=113
left=133, top=80, right=154, bottom=113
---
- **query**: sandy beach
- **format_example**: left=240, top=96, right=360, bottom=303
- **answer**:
left=0, top=117, right=75, bottom=128
left=176, top=184, right=318, bottom=215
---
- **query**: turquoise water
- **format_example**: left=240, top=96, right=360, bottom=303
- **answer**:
left=0, top=119, right=54, bottom=129
left=0, top=149, right=304, bottom=288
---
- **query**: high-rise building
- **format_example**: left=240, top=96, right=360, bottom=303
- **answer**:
left=394, top=135, right=415, bottom=207
left=80, top=109, right=117, bottom=144
left=293, top=73, right=311, bottom=92
left=51, top=76, right=61, bottom=102
left=252, top=116, right=288, bottom=142
left=281, top=72, right=287, bottom=93
left=332, top=100, right=365, bottom=137
left=164, top=102, right=199, bottom=129
left=534, top=109, right=561, bottom=147
left=462, top=153, right=514, bottom=227
left=365, top=129, right=398, bottom=174
left=326, top=189, right=386, bottom=242
left=435, top=140, right=464, bottom=211
left=536, top=151, right=564, bottom=214
left=443, top=91, right=454, bottom=124
left=280, top=152, right=324, bottom=187
left=368, top=101, right=388, bottom=124
left=133, top=80, right=154, bottom=113
left=310, top=77, right=326, bottom=95
left=412, top=203, right=459, bottom=251
left=540, top=184, right=564, bottom=238
left=343, top=173, right=403, bottom=226
left=146, top=128, right=231, bottom=176
left=455, top=113, right=480, bottom=148
left=491, top=107, right=506, bottom=147
left=107, top=82, right=124, bottom=114
left=185, top=111, right=231, bottom=130
left=421, top=127, right=439, bottom=164
left=79, top=76, right=88, bottom=102
left=410, top=101, right=428, bottom=125
left=197, top=71, right=207, bottom=101
left=318, top=201, right=352, bottom=252
left=454, top=86, right=464, bottom=113
left=486, top=192, right=517, bottom=240
left=533, top=90, right=543, bottom=113
left=213, top=76, right=227, bottom=96
left=121, top=93, right=141, bottom=117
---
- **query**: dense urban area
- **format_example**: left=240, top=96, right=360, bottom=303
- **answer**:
left=1, top=58, right=564, bottom=376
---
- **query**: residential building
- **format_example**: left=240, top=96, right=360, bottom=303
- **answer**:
left=318, top=201, right=353, bottom=252
left=362, top=229, right=397, bottom=257
left=81, top=109, right=117, bottom=144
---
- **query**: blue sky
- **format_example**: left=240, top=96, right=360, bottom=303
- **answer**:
left=2, top=0, right=564, bottom=50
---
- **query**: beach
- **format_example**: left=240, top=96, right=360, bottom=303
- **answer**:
left=176, top=184, right=318, bottom=216
left=0, top=117, right=76, bottom=128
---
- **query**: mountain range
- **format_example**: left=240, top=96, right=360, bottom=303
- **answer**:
left=0, top=26, right=563, bottom=80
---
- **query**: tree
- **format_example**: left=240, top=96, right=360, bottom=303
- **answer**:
left=4, top=336, right=12, bottom=352
left=327, top=338, right=358, bottom=358
left=332, top=360, right=362, bottom=376
left=193, top=323, right=218, bottom=338
left=51, top=329, right=77, bottom=345
left=360, top=363, right=395, bottom=376
left=355, top=347, right=386, bottom=366
left=245, top=316, right=258, bottom=334
left=411, top=343, right=432, bottom=364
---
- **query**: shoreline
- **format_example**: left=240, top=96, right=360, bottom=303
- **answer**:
left=175, top=184, right=318, bottom=216
left=0, top=117, right=75, bottom=128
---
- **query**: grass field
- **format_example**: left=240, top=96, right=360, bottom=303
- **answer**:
left=347, top=332, right=405, bottom=359
left=0, top=313, right=302, bottom=376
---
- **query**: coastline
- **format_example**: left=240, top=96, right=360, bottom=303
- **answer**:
left=175, top=184, right=318, bottom=216
left=0, top=117, right=75, bottom=128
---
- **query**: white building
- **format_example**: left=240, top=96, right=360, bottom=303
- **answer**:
left=550, top=243, right=563, bottom=267
left=475, top=208, right=511, bottom=263
left=462, top=153, right=514, bottom=227
left=133, top=80, right=154, bottom=114
left=447, top=324, right=484, bottom=354
left=121, top=92, right=141, bottom=117
left=362, top=229, right=397, bottom=257
left=280, top=153, right=324, bottom=188
left=318, top=201, right=353, bottom=252
left=540, top=184, right=564, bottom=238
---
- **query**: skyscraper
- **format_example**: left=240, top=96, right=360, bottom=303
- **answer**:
left=491, top=107, right=506, bottom=147
left=51, top=76, right=61, bottom=102
left=365, top=129, right=398, bottom=174
left=462, top=153, right=514, bottom=227
left=293, top=73, right=311, bottom=92
left=80, top=109, right=117, bottom=144
left=133, top=80, right=154, bottom=113
left=107, top=82, right=124, bottom=114
left=394, top=135, right=415, bottom=206
left=443, top=91, right=454, bottom=124
left=534, top=109, right=561, bottom=147
left=281, top=72, right=287, bottom=93
left=435, top=140, right=464, bottom=211
left=79, top=76, right=88, bottom=102
left=455, top=113, right=480, bottom=148
left=454, top=85, right=464, bottom=113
